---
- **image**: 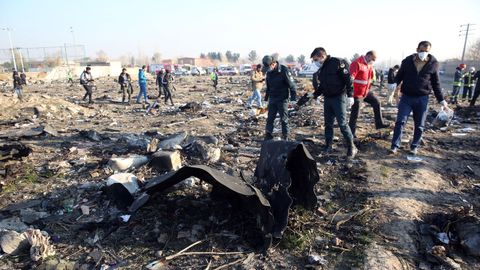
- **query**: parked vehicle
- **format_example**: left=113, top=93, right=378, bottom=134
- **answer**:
left=218, top=65, right=239, bottom=76
left=191, top=66, right=206, bottom=76
left=239, top=64, right=253, bottom=75
left=173, top=68, right=190, bottom=76
left=298, top=63, right=319, bottom=78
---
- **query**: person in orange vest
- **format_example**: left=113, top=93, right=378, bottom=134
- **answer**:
left=348, top=51, right=390, bottom=137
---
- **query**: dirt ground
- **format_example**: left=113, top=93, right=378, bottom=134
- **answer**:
left=0, top=74, right=479, bottom=270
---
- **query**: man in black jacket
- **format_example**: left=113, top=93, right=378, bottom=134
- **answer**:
left=118, top=68, right=132, bottom=103
left=387, top=65, right=399, bottom=106
left=391, top=41, right=450, bottom=155
left=311, top=47, right=357, bottom=158
left=263, top=55, right=297, bottom=141
left=469, top=70, right=480, bottom=106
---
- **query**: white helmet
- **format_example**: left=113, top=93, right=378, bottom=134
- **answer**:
left=470, top=67, right=476, bottom=72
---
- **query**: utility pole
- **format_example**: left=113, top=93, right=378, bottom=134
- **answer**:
left=1, top=27, right=17, bottom=71
left=459, top=23, right=476, bottom=63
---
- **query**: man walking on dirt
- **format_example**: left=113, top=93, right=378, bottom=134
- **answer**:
left=118, top=68, right=133, bottom=104
left=80, top=66, right=95, bottom=104
left=387, top=65, right=400, bottom=106
left=210, top=68, right=219, bottom=91
left=136, top=65, right=149, bottom=104
left=162, top=69, right=175, bottom=106
left=349, top=51, right=390, bottom=138
left=247, top=64, right=264, bottom=108
left=469, top=69, right=480, bottom=106
left=390, top=41, right=450, bottom=155
left=156, top=69, right=165, bottom=98
left=310, top=47, right=357, bottom=158
left=263, top=55, right=297, bottom=141
left=12, top=70, right=24, bottom=100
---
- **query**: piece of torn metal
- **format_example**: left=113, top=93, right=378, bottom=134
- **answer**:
left=0, top=126, right=45, bottom=140
left=140, top=165, right=274, bottom=243
left=124, top=141, right=319, bottom=249
left=254, top=140, right=319, bottom=238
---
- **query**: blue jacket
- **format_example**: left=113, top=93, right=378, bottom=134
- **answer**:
left=138, top=69, right=147, bottom=85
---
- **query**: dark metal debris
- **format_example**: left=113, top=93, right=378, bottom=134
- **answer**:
left=254, top=141, right=319, bottom=238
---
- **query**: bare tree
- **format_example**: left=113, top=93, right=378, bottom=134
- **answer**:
left=248, top=50, right=258, bottom=63
left=467, top=38, right=480, bottom=61
left=285, top=54, right=295, bottom=63
left=152, top=52, right=162, bottom=64
left=297, top=55, right=306, bottom=65
left=96, top=50, right=109, bottom=62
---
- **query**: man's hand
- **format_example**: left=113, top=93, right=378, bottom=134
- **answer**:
left=440, top=100, right=451, bottom=111
left=348, top=97, right=354, bottom=108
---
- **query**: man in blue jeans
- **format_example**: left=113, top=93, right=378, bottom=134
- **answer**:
left=137, top=65, right=149, bottom=104
left=262, top=55, right=296, bottom=141
left=391, top=41, right=451, bottom=155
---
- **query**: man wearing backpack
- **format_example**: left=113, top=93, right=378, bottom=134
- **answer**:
left=80, top=66, right=94, bottom=104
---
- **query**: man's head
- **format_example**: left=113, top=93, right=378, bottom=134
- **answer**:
left=365, top=51, right=377, bottom=65
left=262, top=55, right=277, bottom=70
left=122, top=68, right=126, bottom=74
left=459, top=63, right=467, bottom=70
left=470, top=67, right=476, bottom=73
left=142, top=65, right=146, bottom=70
left=310, top=47, right=328, bottom=63
left=86, top=66, right=91, bottom=73
left=393, top=65, right=399, bottom=70
left=416, top=41, right=431, bottom=61
left=416, top=41, right=432, bottom=53
left=256, top=64, right=262, bottom=71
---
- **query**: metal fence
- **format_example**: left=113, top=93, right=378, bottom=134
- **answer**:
left=0, top=44, right=85, bottom=72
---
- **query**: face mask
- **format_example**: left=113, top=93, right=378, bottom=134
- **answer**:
left=313, top=61, right=322, bottom=68
left=417, top=52, right=428, bottom=61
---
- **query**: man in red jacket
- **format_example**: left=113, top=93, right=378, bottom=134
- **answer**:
left=348, top=51, right=390, bottom=137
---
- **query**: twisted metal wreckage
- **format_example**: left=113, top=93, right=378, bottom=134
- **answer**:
left=107, top=140, right=320, bottom=250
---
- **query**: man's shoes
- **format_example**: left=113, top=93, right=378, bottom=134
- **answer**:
left=322, top=143, right=333, bottom=153
left=409, top=148, right=418, bottom=156
left=389, top=147, right=398, bottom=155
left=376, top=122, right=391, bottom=129
left=347, top=143, right=358, bottom=159
left=282, top=134, right=289, bottom=141
left=264, top=133, right=273, bottom=141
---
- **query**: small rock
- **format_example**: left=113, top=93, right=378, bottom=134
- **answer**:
left=0, top=216, right=29, bottom=232
left=20, top=208, right=49, bottom=224
left=150, top=151, right=182, bottom=171
left=108, top=155, right=149, bottom=172
left=0, top=230, right=28, bottom=254
left=80, top=205, right=90, bottom=215
left=157, top=233, right=168, bottom=244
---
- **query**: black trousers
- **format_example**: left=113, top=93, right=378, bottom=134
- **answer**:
left=462, top=86, right=473, bottom=100
left=163, top=86, right=174, bottom=105
left=349, top=91, right=385, bottom=136
left=82, top=85, right=92, bottom=102
left=470, top=84, right=480, bottom=106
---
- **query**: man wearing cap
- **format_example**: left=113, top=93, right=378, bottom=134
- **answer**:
left=390, top=41, right=450, bottom=155
left=310, top=47, right=357, bottom=158
left=262, top=55, right=297, bottom=141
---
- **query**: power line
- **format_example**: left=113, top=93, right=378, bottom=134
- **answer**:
left=459, top=23, right=476, bottom=63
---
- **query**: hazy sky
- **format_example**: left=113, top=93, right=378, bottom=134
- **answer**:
left=1, top=0, right=479, bottom=65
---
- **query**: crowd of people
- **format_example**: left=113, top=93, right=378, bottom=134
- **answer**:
left=10, top=40, right=480, bottom=159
